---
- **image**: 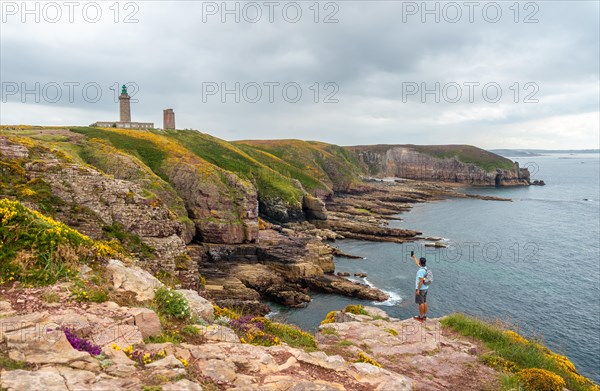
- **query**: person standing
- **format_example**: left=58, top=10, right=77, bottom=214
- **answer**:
left=411, top=251, right=430, bottom=322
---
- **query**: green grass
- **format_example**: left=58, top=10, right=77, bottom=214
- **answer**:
left=320, top=327, right=340, bottom=337
left=102, top=223, right=155, bottom=259
left=344, top=304, right=369, bottom=316
left=0, top=352, right=30, bottom=370
left=409, top=145, right=515, bottom=172
left=0, top=199, right=93, bottom=285
left=441, top=313, right=598, bottom=391
left=164, top=129, right=305, bottom=207
left=263, top=320, right=318, bottom=352
left=70, top=127, right=168, bottom=179
left=335, top=340, right=356, bottom=347
left=234, top=139, right=364, bottom=192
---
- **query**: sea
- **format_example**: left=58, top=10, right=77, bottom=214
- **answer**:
left=270, top=153, right=600, bottom=383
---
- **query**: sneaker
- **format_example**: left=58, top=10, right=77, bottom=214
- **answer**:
left=413, top=316, right=424, bottom=322
left=422, top=316, right=427, bottom=321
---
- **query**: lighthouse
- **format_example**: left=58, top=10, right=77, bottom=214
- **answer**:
left=119, top=85, right=131, bottom=123
left=91, top=84, right=154, bottom=129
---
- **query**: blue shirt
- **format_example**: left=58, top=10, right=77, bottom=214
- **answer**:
left=416, top=267, right=428, bottom=290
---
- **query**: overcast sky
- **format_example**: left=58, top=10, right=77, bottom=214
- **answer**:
left=1, top=0, right=598, bottom=149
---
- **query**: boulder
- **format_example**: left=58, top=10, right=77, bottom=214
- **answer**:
left=0, top=300, right=16, bottom=317
left=145, top=354, right=185, bottom=369
left=196, top=325, right=240, bottom=343
left=196, top=358, right=238, bottom=383
left=303, top=194, right=328, bottom=220
left=90, top=324, right=143, bottom=348
left=7, top=329, right=92, bottom=366
left=162, top=379, right=203, bottom=391
left=175, top=289, right=214, bottom=322
left=123, top=308, right=162, bottom=339
left=106, top=259, right=163, bottom=301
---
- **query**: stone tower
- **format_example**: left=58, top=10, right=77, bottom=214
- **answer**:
left=163, top=108, right=175, bottom=130
left=119, top=85, right=131, bottom=123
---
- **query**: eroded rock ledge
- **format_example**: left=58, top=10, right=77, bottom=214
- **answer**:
left=191, top=228, right=388, bottom=312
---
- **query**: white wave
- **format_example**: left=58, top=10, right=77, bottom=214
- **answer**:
left=266, top=310, right=279, bottom=319
left=361, top=277, right=403, bottom=307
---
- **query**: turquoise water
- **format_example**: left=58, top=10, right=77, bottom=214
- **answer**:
left=271, top=154, right=600, bottom=383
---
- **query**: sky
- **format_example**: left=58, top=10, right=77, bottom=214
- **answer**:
left=1, top=0, right=599, bottom=149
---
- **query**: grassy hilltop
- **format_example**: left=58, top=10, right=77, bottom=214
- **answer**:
left=1, top=126, right=520, bottom=225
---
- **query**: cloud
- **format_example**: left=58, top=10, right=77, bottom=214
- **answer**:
left=1, top=1, right=598, bottom=149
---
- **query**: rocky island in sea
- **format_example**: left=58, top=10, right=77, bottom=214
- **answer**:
left=1, top=125, right=597, bottom=390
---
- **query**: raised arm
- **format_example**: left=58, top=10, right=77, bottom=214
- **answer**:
left=411, top=254, right=420, bottom=267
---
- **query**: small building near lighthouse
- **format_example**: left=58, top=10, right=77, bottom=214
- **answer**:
left=92, top=85, right=154, bottom=129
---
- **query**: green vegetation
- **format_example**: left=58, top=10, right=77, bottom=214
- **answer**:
left=261, top=318, right=318, bottom=352
left=144, top=330, right=185, bottom=344
left=102, top=223, right=155, bottom=259
left=0, top=199, right=122, bottom=286
left=234, top=139, right=364, bottom=192
left=344, top=304, right=369, bottom=316
left=441, top=313, right=599, bottom=391
left=70, top=127, right=169, bottom=178
left=409, top=145, right=515, bottom=172
left=355, top=352, right=381, bottom=367
left=321, top=310, right=337, bottom=325
left=517, top=368, right=566, bottom=391
left=154, top=287, right=191, bottom=320
left=164, top=129, right=306, bottom=208
left=0, top=352, right=31, bottom=370
left=41, top=290, right=61, bottom=303
left=385, top=328, right=398, bottom=336
left=320, top=327, right=339, bottom=337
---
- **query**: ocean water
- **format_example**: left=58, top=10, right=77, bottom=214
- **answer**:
left=270, top=154, right=600, bottom=383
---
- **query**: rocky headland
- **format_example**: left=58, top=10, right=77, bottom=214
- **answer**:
left=3, top=125, right=586, bottom=390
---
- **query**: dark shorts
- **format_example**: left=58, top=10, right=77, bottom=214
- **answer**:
left=415, top=289, right=428, bottom=304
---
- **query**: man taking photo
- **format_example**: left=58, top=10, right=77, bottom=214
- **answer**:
left=411, top=251, right=431, bottom=322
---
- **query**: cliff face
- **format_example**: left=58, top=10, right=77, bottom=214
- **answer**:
left=348, top=145, right=530, bottom=186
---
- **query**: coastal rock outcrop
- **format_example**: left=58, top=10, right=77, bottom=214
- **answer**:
left=191, top=228, right=389, bottom=310
left=317, top=307, right=499, bottom=390
left=0, top=285, right=412, bottom=391
left=348, top=145, right=530, bottom=186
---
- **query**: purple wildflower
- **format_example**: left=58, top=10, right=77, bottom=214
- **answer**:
left=63, top=328, right=102, bottom=356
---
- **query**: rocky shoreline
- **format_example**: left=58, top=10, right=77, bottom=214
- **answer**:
left=195, top=178, right=513, bottom=313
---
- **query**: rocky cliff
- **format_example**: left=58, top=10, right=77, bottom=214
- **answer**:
left=347, top=144, right=530, bottom=186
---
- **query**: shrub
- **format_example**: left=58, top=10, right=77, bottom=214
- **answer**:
left=213, top=305, right=240, bottom=320
left=441, top=313, right=599, bottom=391
left=356, top=352, right=381, bottom=367
left=114, top=344, right=167, bottom=366
left=41, top=290, right=61, bottom=303
left=71, top=287, right=108, bottom=303
left=0, top=199, right=93, bottom=285
left=481, top=354, right=519, bottom=373
left=344, top=304, right=368, bottom=316
left=230, top=316, right=280, bottom=346
left=517, top=368, right=566, bottom=391
left=321, top=311, right=337, bottom=325
left=260, top=318, right=317, bottom=351
left=385, top=328, right=398, bottom=337
left=181, top=325, right=201, bottom=337
left=0, top=199, right=125, bottom=286
left=504, top=330, right=528, bottom=344
left=154, top=287, right=191, bottom=320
